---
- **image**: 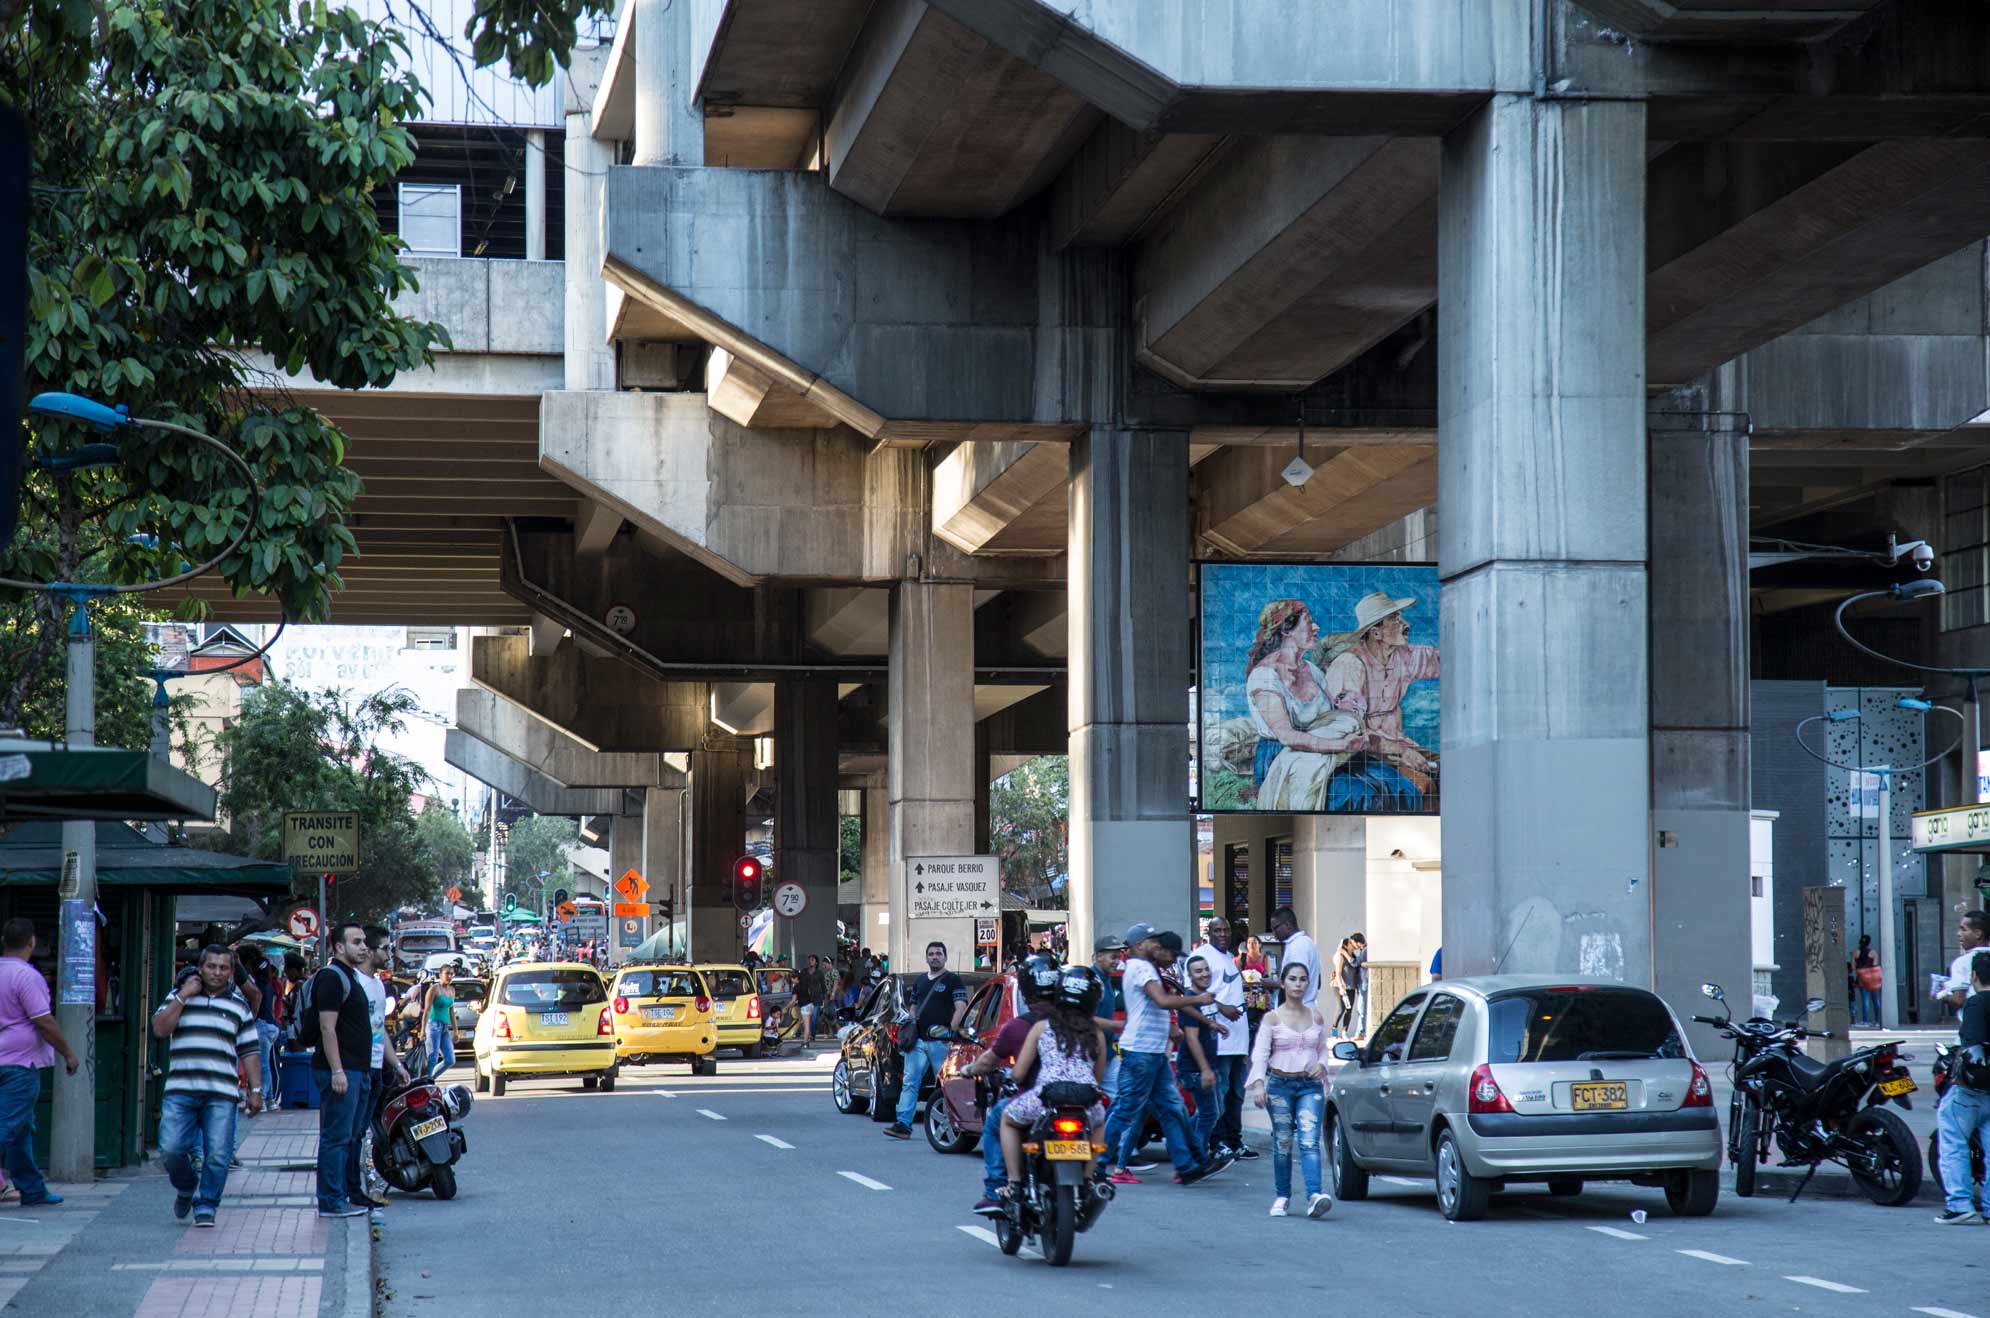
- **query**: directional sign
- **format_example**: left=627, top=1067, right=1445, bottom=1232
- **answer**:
left=772, top=882, right=807, bottom=919
left=907, top=855, right=999, bottom=921
left=614, top=869, right=648, bottom=902
left=286, top=905, right=321, bottom=940
left=282, top=811, right=359, bottom=874
left=614, top=902, right=649, bottom=918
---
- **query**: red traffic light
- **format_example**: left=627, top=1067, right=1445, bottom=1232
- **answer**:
left=731, top=856, right=762, bottom=911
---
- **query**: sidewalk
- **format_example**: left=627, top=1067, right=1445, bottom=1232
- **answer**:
left=0, top=1109, right=372, bottom=1317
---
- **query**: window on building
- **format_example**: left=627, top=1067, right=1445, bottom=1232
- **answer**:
left=1270, top=837, right=1294, bottom=913
left=1750, top=874, right=1764, bottom=898
left=404, top=627, right=455, bottom=651
left=1942, top=467, right=1989, bottom=631
left=398, top=183, right=461, bottom=257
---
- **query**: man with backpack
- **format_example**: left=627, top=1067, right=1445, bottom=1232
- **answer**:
left=301, top=924, right=375, bottom=1218
left=882, top=941, right=968, bottom=1139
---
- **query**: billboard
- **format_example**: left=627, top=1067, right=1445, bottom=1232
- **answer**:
left=1197, top=562, right=1439, bottom=815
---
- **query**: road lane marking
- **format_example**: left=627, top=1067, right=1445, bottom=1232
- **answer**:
left=1785, top=1277, right=1866, bottom=1294
left=697, top=1108, right=726, bottom=1121
left=838, top=1171, right=891, bottom=1191
left=756, top=1135, right=795, bottom=1149
left=1677, top=1250, right=1746, bottom=1266
left=957, top=1223, right=1040, bottom=1260
left=1586, top=1226, right=1647, bottom=1240
left=1912, top=1309, right=1980, bottom=1318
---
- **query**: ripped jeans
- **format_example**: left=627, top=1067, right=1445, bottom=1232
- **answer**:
left=1264, top=1073, right=1325, bottom=1200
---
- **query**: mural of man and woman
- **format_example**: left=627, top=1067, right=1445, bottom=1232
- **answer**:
left=1201, top=565, right=1439, bottom=814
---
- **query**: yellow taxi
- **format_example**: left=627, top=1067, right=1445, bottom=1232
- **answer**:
left=609, top=965, right=719, bottom=1075
left=694, top=964, right=767, bottom=1058
left=472, top=961, right=619, bottom=1096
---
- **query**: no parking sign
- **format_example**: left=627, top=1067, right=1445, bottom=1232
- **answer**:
left=619, top=917, right=642, bottom=948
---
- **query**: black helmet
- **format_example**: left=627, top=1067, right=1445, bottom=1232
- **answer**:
left=1019, top=954, right=1062, bottom=1004
left=1055, top=963, right=1104, bottom=1015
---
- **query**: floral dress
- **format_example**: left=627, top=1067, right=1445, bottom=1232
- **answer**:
left=1003, top=1024, right=1105, bottom=1126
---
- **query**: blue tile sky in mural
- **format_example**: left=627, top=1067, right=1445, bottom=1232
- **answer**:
left=1198, top=562, right=1439, bottom=815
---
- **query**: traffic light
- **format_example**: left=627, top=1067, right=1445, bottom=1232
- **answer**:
left=731, top=856, right=761, bottom=912
left=658, top=895, right=674, bottom=925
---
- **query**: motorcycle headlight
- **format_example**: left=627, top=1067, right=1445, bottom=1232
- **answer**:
left=442, top=1084, right=474, bottom=1121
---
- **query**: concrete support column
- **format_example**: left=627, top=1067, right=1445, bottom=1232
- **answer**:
left=1296, top=816, right=1365, bottom=959
left=1438, top=94, right=1651, bottom=980
left=609, top=810, right=643, bottom=895
left=1651, top=409, right=1754, bottom=1051
left=775, top=678, right=841, bottom=964
left=861, top=779, right=889, bottom=956
left=643, top=786, right=685, bottom=958
left=562, top=100, right=614, bottom=391
left=1067, top=429, right=1191, bottom=957
left=973, top=723, right=993, bottom=854
left=689, top=739, right=750, bottom=962
left=632, top=0, right=703, bottom=168
left=524, top=129, right=546, bottom=261
left=888, top=582, right=976, bottom=971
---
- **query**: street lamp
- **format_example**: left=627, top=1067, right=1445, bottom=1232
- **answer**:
left=1833, top=577, right=1990, bottom=806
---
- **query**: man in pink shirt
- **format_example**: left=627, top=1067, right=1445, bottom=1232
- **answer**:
left=0, top=918, right=80, bottom=1206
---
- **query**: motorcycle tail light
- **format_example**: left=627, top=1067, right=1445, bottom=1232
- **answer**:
left=1467, top=1065, right=1513, bottom=1114
left=598, top=1007, right=614, bottom=1036
left=407, top=1086, right=431, bottom=1110
left=494, top=1011, right=512, bottom=1040
left=1683, top=1062, right=1713, bottom=1107
left=1052, top=1117, right=1084, bottom=1136
left=747, top=995, right=763, bottom=1021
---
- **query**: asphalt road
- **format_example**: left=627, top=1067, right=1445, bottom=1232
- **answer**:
left=377, top=1048, right=1984, bottom=1318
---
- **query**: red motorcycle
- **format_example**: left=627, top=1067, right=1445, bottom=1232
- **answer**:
left=372, top=1060, right=472, bottom=1200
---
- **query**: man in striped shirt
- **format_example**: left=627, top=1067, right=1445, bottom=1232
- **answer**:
left=151, top=945, right=263, bottom=1227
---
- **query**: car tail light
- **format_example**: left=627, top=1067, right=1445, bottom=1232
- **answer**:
left=1467, top=1064, right=1513, bottom=1114
left=406, top=1086, right=430, bottom=1110
left=1052, top=1117, right=1084, bottom=1136
left=694, top=995, right=711, bottom=1014
left=747, top=995, right=762, bottom=1021
left=598, top=1007, right=614, bottom=1036
left=1683, top=1061, right=1713, bottom=1108
left=614, top=996, right=629, bottom=1014
left=493, top=1011, right=512, bottom=1040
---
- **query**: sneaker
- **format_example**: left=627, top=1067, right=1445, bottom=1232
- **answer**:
left=1176, top=1162, right=1213, bottom=1186
left=1935, top=1209, right=1985, bottom=1225
left=1126, top=1159, right=1161, bottom=1173
left=193, top=1210, right=216, bottom=1228
left=173, top=1195, right=193, bottom=1222
left=228, top=1157, right=243, bottom=1170
left=1203, top=1148, right=1236, bottom=1177
left=1107, top=1170, right=1142, bottom=1185
left=1307, top=1192, right=1335, bottom=1219
left=18, top=1191, right=61, bottom=1207
left=972, top=1197, right=1004, bottom=1217
left=883, top=1123, right=912, bottom=1140
left=317, top=1204, right=368, bottom=1219
left=350, top=1194, right=387, bottom=1211
left=1234, top=1145, right=1260, bottom=1161
left=1268, top=1197, right=1289, bottom=1217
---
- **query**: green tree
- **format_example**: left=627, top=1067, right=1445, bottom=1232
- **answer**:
left=1, top=596, right=171, bottom=748
left=0, top=0, right=447, bottom=729
left=504, top=813, right=578, bottom=911
left=839, top=814, right=863, bottom=889
left=412, top=800, right=475, bottom=898
left=990, top=755, right=1068, bottom=908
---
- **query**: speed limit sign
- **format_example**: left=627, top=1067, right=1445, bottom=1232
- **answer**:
left=772, top=882, right=806, bottom=919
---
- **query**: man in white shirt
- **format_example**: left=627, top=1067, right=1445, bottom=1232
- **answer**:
left=1190, top=918, right=1255, bottom=1160
left=356, top=928, right=411, bottom=1210
left=1942, top=911, right=1990, bottom=1012
left=1269, top=907, right=1322, bottom=1010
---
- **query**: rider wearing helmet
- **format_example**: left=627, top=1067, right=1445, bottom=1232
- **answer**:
left=964, top=955, right=1059, bottom=1217
left=995, top=963, right=1110, bottom=1207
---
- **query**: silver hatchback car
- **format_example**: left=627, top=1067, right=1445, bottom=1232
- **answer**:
left=1327, top=975, right=1721, bottom=1220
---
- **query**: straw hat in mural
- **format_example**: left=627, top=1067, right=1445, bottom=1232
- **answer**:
left=1320, top=591, right=1416, bottom=658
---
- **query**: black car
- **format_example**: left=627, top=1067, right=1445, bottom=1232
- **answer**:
left=831, top=972, right=987, bottom=1124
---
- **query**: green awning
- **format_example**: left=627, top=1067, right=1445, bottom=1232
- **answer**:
left=0, top=820, right=292, bottom=894
left=0, top=738, right=217, bottom=823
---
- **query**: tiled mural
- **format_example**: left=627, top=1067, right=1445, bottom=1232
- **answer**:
left=1822, top=687, right=1928, bottom=944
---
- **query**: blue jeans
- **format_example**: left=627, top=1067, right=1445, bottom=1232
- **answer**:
left=981, top=1096, right=1011, bottom=1196
left=160, top=1092, right=238, bottom=1212
left=427, top=1025, right=456, bottom=1077
left=0, top=1066, right=48, bottom=1201
left=1193, top=1056, right=1242, bottom=1159
left=314, top=1068, right=373, bottom=1211
left=1938, top=1084, right=1990, bottom=1213
left=1265, top=1073, right=1326, bottom=1199
left=1102, top=1050, right=1200, bottom=1173
left=895, top=1040, right=947, bottom=1127
left=1854, top=988, right=1880, bottom=1025
left=256, top=1022, right=279, bottom=1104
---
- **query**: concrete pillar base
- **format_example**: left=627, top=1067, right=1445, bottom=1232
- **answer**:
left=888, top=583, right=975, bottom=972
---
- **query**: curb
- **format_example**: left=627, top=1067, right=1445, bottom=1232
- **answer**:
left=1727, top=1165, right=1944, bottom=1207
left=340, top=1208, right=375, bottom=1318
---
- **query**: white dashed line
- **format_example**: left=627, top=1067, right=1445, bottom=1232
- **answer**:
left=1785, top=1277, right=1866, bottom=1295
left=756, top=1135, right=795, bottom=1149
left=957, top=1223, right=1040, bottom=1260
left=697, top=1108, right=726, bottom=1121
left=838, top=1171, right=891, bottom=1191
left=1912, top=1308, right=1979, bottom=1318
left=1677, top=1249, right=1746, bottom=1266
left=1586, top=1226, right=1647, bottom=1241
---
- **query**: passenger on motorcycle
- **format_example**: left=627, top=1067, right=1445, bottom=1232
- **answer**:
left=964, top=955, right=1058, bottom=1217
left=997, top=966, right=1109, bottom=1206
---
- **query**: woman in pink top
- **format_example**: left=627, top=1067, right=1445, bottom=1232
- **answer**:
left=1244, top=961, right=1332, bottom=1219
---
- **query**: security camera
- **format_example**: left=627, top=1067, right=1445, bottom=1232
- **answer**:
left=1913, top=542, right=1934, bottom=571
left=1888, top=535, right=1935, bottom=572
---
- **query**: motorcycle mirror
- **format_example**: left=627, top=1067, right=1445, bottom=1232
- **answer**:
left=1700, top=982, right=1724, bottom=1001
left=1804, top=997, right=1826, bottom=1016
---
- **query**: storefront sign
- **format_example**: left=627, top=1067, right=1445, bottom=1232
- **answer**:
left=1911, top=802, right=1990, bottom=853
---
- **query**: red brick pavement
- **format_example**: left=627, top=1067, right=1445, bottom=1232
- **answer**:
left=134, top=1274, right=323, bottom=1318
left=174, top=1208, right=328, bottom=1256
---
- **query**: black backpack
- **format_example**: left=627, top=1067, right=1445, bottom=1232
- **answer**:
left=281, top=962, right=355, bottom=1053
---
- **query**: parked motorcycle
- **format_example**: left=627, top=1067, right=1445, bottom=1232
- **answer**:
left=1928, top=1042, right=1984, bottom=1206
left=1694, top=982, right=1921, bottom=1206
left=991, top=1073, right=1112, bottom=1267
left=372, top=1053, right=473, bottom=1200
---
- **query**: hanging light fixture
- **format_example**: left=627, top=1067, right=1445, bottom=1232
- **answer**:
left=1281, top=397, right=1314, bottom=488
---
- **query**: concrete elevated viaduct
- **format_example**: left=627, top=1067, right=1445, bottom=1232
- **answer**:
left=246, top=1, right=1990, bottom=1026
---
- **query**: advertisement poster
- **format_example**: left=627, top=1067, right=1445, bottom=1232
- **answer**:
left=58, top=898, right=95, bottom=1006
left=1197, top=562, right=1439, bottom=815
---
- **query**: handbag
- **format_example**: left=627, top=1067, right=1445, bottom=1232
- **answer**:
left=1856, top=964, right=1884, bottom=992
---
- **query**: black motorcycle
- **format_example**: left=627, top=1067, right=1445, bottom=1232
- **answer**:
left=991, top=1074, right=1112, bottom=1267
left=1928, top=1042, right=1985, bottom=1206
left=372, top=1054, right=473, bottom=1200
left=1694, top=982, right=1921, bottom=1206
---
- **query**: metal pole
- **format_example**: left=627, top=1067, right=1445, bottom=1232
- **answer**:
left=51, top=600, right=96, bottom=1182
left=1973, top=677, right=1984, bottom=805
left=318, top=873, right=327, bottom=965
left=1879, top=773, right=1900, bottom=1031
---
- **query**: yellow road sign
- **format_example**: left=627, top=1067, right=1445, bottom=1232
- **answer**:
left=283, top=811, right=359, bottom=875
left=614, top=869, right=648, bottom=901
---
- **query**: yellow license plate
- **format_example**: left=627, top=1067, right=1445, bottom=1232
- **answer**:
left=1571, top=1081, right=1628, bottom=1112
left=1879, top=1075, right=1916, bottom=1097
left=410, top=1116, right=447, bottom=1141
left=1044, top=1140, right=1091, bottom=1161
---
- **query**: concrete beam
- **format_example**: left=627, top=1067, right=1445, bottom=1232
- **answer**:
left=574, top=499, right=623, bottom=558
left=803, top=588, right=889, bottom=655
left=1048, top=119, right=1226, bottom=250
left=705, top=348, right=844, bottom=430
left=456, top=688, right=684, bottom=789
left=528, top=612, right=565, bottom=656
left=444, top=729, right=624, bottom=817
left=931, top=441, right=1067, bottom=555
left=1195, top=443, right=1438, bottom=557
left=711, top=682, right=776, bottom=737
left=1578, top=0, right=1887, bottom=41
left=694, top=0, right=875, bottom=111
left=470, top=634, right=709, bottom=753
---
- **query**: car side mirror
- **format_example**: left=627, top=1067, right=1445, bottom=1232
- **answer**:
left=1331, top=1041, right=1362, bottom=1063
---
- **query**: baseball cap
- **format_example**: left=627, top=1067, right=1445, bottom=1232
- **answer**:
left=1156, top=931, right=1184, bottom=954
left=1123, top=922, right=1158, bottom=946
left=1093, top=932, right=1127, bottom=952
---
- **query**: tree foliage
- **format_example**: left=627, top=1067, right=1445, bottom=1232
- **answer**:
left=503, top=813, right=577, bottom=911
left=412, top=799, right=475, bottom=899
left=990, top=756, right=1068, bottom=909
left=0, top=597, right=171, bottom=747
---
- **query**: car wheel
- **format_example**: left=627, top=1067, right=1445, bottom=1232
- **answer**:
left=1435, top=1130, right=1489, bottom=1221
left=833, top=1059, right=867, bottom=1115
left=1664, top=1169, right=1719, bottom=1216
left=744, top=1042, right=765, bottom=1060
left=473, top=1065, right=489, bottom=1094
left=491, top=1070, right=506, bottom=1098
left=925, top=1094, right=976, bottom=1154
left=1329, top=1110, right=1369, bottom=1201
left=599, top=1067, right=617, bottom=1093
left=581, top=1075, right=598, bottom=1090
left=1547, top=1177, right=1582, bottom=1198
